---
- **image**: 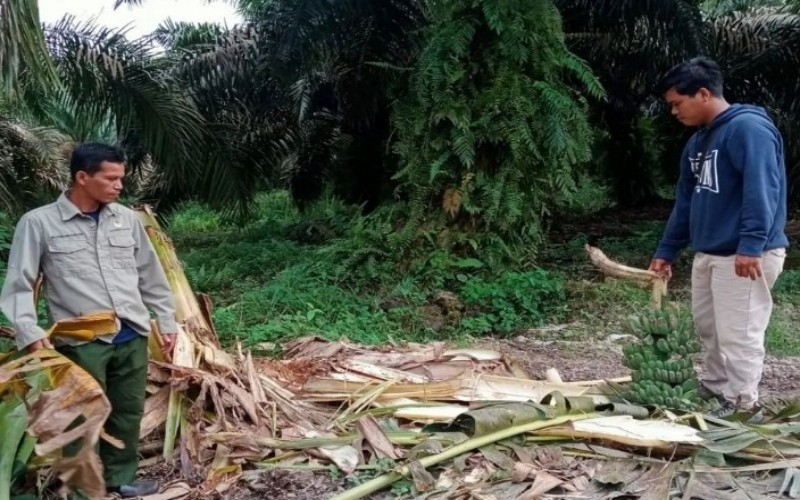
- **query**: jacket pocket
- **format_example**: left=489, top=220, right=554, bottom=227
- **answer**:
left=47, top=239, right=90, bottom=277
left=109, top=234, right=136, bottom=269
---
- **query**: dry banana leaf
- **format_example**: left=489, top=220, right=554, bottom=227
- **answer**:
left=536, top=415, right=704, bottom=449
left=0, top=350, right=110, bottom=499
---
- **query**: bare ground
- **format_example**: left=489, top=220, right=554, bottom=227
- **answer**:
left=481, top=333, right=800, bottom=397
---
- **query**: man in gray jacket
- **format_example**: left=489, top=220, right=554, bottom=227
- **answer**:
left=1, top=143, right=177, bottom=497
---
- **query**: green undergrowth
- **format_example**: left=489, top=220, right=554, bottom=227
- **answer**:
left=169, top=192, right=569, bottom=349
left=167, top=192, right=799, bottom=355
left=0, top=194, right=797, bottom=356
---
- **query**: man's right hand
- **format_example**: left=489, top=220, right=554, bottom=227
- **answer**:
left=649, top=258, right=673, bottom=280
left=26, top=338, right=54, bottom=352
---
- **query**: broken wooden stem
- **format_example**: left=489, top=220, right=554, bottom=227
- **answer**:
left=585, top=244, right=668, bottom=309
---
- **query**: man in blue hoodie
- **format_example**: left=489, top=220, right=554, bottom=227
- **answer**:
left=650, top=57, right=788, bottom=417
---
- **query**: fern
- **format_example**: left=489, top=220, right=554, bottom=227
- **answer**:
left=392, top=0, right=603, bottom=245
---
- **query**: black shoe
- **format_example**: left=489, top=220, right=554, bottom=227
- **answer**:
left=709, top=400, right=764, bottom=423
left=108, top=479, right=160, bottom=498
left=709, top=399, right=736, bottom=418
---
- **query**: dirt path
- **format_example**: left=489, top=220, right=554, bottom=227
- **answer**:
left=482, top=334, right=800, bottom=397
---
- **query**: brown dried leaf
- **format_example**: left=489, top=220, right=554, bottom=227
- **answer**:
left=638, top=466, right=676, bottom=500
left=283, top=336, right=347, bottom=359
left=221, top=378, right=260, bottom=425
left=11, top=352, right=111, bottom=498
left=201, top=445, right=242, bottom=494
left=203, top=464, right=242, bottom=495
left=479, top=445, right=516, bottom=471
left=594, top=459, right=645, bottom=486
left=139, top=482, right=193, bottom=500
left=305, top=430, right=359, bottom=474
left=140, top=386, right=171, bottom=439
left=407, top=460, right=436, bottom=492
left=245, top=351, right=268, bottom=404
left=199, top=343, right=236, bottom=372
left=513, top=462, right=537, bottom=482
left=624, top=463, right=677, bottom=496
left=356, top=416, right=400, bottom=460
left=51, top=445, right=105, bottom=499
left=197, top=293, right=218, bottom=340
left=519, top=471, right=564, bottom=499
left=0, top=350, right=67, bottom=383
left=504, top=443, right=534, bottom=465
left=442, top=188, right=462, bottom=217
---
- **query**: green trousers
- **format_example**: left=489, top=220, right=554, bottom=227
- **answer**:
left=58, top=336, right=148, bottom=488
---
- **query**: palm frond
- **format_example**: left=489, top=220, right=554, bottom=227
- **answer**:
left=0, top=116, right=70, bottom=214
left=44, top=16, right=207, bottom=194
left=151, top=19, right=226, bottom=50
left=702, top=0, right=785, bottom=18
left=0, top=0, right=57, bottom=95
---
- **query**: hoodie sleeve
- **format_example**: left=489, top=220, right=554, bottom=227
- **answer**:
left=654, top=141, right=695, bottom=261
left=726, top=120, right=782, bottom=257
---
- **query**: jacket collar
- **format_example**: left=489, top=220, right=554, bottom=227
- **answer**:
left=56, top=191, right=119, bottom=221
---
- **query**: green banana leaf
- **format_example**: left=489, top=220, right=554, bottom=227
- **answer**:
left=700, top=422, right=800, bottom=457
left=0, top=396, right=28, bottom=500
left=423, top=401, right=554, bottom=437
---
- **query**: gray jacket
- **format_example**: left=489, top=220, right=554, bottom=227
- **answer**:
left=0, top=193, right=177, bottom=350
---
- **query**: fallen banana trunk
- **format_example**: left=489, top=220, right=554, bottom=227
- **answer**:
left=301, top=374, right=594, bottom=403
left=585, top=244, right=668, bottom=308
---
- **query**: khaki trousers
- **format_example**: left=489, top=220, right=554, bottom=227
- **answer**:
left=692, top=249, right=786, bottom=408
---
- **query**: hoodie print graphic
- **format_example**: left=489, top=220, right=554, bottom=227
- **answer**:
left=690, top=148, right=720, bottom=194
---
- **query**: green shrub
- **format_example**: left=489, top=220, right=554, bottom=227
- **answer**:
left=459, top=270, right=566, bottom=335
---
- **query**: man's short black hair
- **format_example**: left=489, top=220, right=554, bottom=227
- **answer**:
left=69, top=142, right=126, bottom=181
left=655, top=57, right=724, bottom=97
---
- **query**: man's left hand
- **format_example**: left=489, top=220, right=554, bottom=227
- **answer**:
left=160, top=333, right=177, bottom=354
left=735, top=255, right=763, bottom=280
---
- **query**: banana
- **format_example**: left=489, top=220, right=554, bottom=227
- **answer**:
left=627, top=314, right=644, bottom=334
left=681, top=379, right=698, bottom=392
left=665, top=308, right=680, bottom=332
left=642, top=314, right=658, bottom=336
left=658, top=315, right=671, bottom=336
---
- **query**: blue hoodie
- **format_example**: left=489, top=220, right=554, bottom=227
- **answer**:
left=655, top=104, right=789, bottom=260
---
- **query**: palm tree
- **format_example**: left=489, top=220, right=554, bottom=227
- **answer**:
left=555, top=0, right=707, bottom=206
left=556, top=0, right=800, bottom=207
left=0, top=10, right=210, bottom=215
left=706, top=1, right=800, bottom=202
left=140, top=0, right=425, bottom=212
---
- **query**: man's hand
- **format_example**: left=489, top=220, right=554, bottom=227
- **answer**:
left=735, top=255, right=763, bottom=280
left=649, top=258, right=673, bottom=280
left=26, top=338, right=54, bottom=352
left=160, top=333, right=177, bottom=354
